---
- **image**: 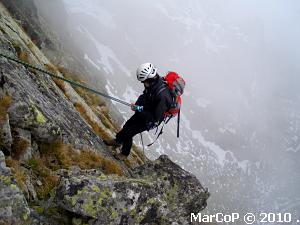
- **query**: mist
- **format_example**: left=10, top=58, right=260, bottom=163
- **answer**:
left=33, top=0, right=300, bottom=222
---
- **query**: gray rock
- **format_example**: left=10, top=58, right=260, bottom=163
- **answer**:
left=25, top=175, right=37, bottom=201
left=8, top=102, right=32, bottom=129
left=13, top=128, right=31, bottom=142
left=36, top=180, right=42, bottom=186
left=8, top=102, right=61, bottom=143
left=54, top=155, right=209, bottom=224
left=0, top=114, right=12, bottom=155
left=0, top=151, right=31, bottom=225
left=31, top=140, right=39, bottom=156
left=0, top=150, right=10, bottom=174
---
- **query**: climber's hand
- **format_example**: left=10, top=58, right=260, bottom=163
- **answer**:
left=131, top=104, right=143, bottom=112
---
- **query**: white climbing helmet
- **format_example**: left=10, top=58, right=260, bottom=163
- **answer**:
left=136, top=63, right=157, bottom=82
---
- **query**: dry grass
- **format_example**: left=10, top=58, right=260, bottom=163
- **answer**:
left=27, top=41, right=35, bottom=51
left=5, top=158, right=27, bottom=193
left=0, top=95, right=12, bottom=150
left=38, top=141, right=123, bottom=176
left=6, top=139, right=124, bottom=200
left=52, top=78, right=66, bottom=92
left=6, top=154, right=59, bottom=200
left=56, top=66, right=82, bottom=82
left=94, top=106, right=120, bottom=133
left=74, top=102, right=111, bottom=140
left=57, top=67, right=106, bottom=107
left=45, top=63, right=59, bottom=75
left=131, top=144, right=148, bottom=164
left=56, top=67, right=120, bottom=133
left=44, top=64, right=68, bottom=93
left=11, top=43, right=37, bottom=75
left=18, top=51, right=30, bottom=63
left=94, top=107, right=113, bottom=130
left=26, top=157, right=59, bottom=199
left=5, top=144, right=59, bottom=200
left=78, top=149, right=124, bottom=175
left=0, top=95, right=12, bottom=122
left=11, top=42, right=31, bottom=64
left=11, top=138, right=30, bottom=160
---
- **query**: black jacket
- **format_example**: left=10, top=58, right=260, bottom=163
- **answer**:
left=135, top=76, right=173, bottom=124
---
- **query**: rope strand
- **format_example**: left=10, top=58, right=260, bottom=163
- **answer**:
left=0, top=52, right=131, bottom=107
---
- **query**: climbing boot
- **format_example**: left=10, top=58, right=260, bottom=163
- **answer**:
left=103, top=139, right=121, bottom=147
left=114, top=153, right=127, bottom=161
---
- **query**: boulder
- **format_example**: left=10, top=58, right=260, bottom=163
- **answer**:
left=54, top=155, right=209, bottom=224
left=0, top=151, right=31, bottom=225
left=8, top=102, right=61, bottom=143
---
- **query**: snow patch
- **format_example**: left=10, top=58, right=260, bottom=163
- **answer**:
left=84, top=29, right=131, bottom=77
left=218, top=126, right=236, bottom=134
left=84, top=54, right=101, bottom=71
left=105, top=80, right=118, bottom=106
left=122, top=86, right=139, bottom=103
left=239, top=160, right=251, bottom=174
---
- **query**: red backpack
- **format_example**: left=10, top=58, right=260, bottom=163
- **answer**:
left=164, top=72, right=185, bottom=118
left=147, top=72, right=185, bottom=146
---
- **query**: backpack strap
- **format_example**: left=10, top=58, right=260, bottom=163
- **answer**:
left=165, top=115, right=173, bottom=124
left=177, top=110, right=180, bottom=138
left=155, top=85, right=167, bottom=99
left=147, top=112, right=179, bottom=147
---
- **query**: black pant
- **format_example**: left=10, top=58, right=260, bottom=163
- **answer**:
left=116, top=112, right=148, bottom=156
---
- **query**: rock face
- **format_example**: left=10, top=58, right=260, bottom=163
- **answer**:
left=55, top=155, right=209, bottom=225
left=1, top=0, right=59, bottom=54
left=0, top=114, right=12, bottom=155
left=0, top=151, right=31, bottom=225
left=0, top=2, right=112, bottom=157
left=0, top=1, right=209, bottom=224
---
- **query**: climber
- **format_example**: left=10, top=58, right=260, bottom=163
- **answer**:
left=104, top=63, right=173, bottom=160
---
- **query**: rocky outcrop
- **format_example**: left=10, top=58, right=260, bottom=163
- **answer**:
left=1, top=0, right=61, bottom=56
left=0, top=3, right=115, bottom=157
left=0, top=151, right=31, bottom=225
left=55, top=155, right=209, bottom=225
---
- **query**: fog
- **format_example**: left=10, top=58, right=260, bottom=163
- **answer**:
left=34, top=0, right=300, bottom=222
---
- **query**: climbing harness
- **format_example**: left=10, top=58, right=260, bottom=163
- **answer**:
left=147, top=116, right=172, bottom=147
left=0, top=52, right=132, bottom=107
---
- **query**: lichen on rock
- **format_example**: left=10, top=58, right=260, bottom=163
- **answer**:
left=54, top=155, right=209, bottom=224
left=0, top=151, right=31, bottom=225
